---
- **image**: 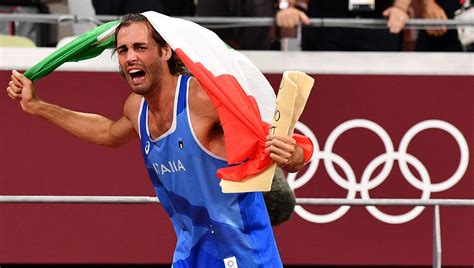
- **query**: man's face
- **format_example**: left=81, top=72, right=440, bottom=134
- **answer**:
left=116, top=22, right=165, bottom=95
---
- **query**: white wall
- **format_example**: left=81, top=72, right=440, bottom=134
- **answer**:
left=0, top=48, right=472, bottom=75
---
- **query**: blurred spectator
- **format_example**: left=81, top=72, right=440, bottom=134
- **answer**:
left=0, top=0, right=51, bottom=46
left=455, top=4, right=474, bottom=51
left=67, top=0, right=97, bottom=37
left=197, top=0, right=278, bottom=50
left=94, top=0, right=165, bottom=16
left=414, top=0, right=464, bottom=51
left=276, top=0, right=411, bottom=51
left=164, top=0, right=195, bottom=17
left=92, top=0, right=194, bottom=16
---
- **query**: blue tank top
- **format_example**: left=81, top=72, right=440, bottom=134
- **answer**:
left=138, top=75, right=282, bottom=267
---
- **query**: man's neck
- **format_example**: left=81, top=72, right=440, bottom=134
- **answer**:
left=146, top=73, right=180, bottom=113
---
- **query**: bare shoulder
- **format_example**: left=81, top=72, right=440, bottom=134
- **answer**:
left=188, top=77, right=218, bottom=119
left=187, top=77, right=225, bottom=157
left=123, top=93, right=143, bottom=125
left=189, top=77, right=210, bottom=103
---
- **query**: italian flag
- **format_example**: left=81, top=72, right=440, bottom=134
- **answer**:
left=24, top=11, right=312, bottom=182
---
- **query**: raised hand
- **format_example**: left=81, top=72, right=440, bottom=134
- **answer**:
left=6, top=70, right=40, bottom=114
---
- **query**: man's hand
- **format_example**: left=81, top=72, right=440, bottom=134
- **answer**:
left=265, top=134, right=304, bottom=173
left=6, top=70, right=41, bottom=115
left=383, top=6, right=409, bottom=34
left=276, top=7, right=310, bottom=28
left=421, top=1, right=448, bottom=37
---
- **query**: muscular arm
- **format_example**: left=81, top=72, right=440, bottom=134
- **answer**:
left=188, top=78, right=226, bottom=157
left=189, top=78, right=305, bottom=173
left=28, top=103, right=136, bottom=147
left=266, top=135, right=305, bottom=173
left=6, top=70, right=137, bottom=148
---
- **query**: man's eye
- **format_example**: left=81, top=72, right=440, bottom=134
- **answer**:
left=117, top=49, right=127, bottom=55
left=137, top=47, right=146, bottom=51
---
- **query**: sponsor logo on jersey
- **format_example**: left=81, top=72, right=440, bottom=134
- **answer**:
left=144, top=141, right=150, bottom=155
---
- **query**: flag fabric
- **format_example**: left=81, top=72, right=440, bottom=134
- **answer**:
left=24, top=20, right=119, bottom=82
left=24, top=11, right=313, bottom=182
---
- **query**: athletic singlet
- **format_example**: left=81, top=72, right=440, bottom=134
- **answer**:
left=138, top=75, right=282, bottom=267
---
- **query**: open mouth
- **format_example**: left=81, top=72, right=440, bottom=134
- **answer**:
left=128, top=69, right=146, bottom=84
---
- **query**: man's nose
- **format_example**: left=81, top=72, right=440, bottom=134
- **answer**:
left=126, top=51, right=138, bottom=63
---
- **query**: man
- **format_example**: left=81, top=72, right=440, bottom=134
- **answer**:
left=276, top=0, right=411, bottom=51
left=197, top=0, right=278, bottom=50
left=414, top=0, right=463, bottom=51
left=6, top=14, right=306, bottom=267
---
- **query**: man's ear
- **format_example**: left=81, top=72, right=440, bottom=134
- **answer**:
left=162, top=46, right=172, bottom=60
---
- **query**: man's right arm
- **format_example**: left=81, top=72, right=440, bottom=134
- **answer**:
left=6, top=70, right=137, bottom=148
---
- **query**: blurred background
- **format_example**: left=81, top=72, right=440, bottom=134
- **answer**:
left=0, top=0, right=473, bottom=267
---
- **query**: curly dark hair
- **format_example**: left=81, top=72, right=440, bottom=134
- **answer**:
left=114, top=13, right=187, bottom=75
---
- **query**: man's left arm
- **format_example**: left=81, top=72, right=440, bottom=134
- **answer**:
left=265, top=134, right=308, bottom=173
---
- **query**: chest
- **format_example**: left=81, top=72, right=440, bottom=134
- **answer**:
left=146, top=108, right=225, bottom=158
left=148, top=110, right=174, bottom=140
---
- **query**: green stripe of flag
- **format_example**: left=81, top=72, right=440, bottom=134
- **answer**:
left=24, top=20, right=119, bottom=82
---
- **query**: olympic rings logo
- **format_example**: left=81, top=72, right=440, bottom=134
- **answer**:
left=288, top=119, right=469, bottom=224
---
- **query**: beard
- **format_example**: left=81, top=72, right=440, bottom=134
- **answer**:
left=118, top=61, right=163, bottom=96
